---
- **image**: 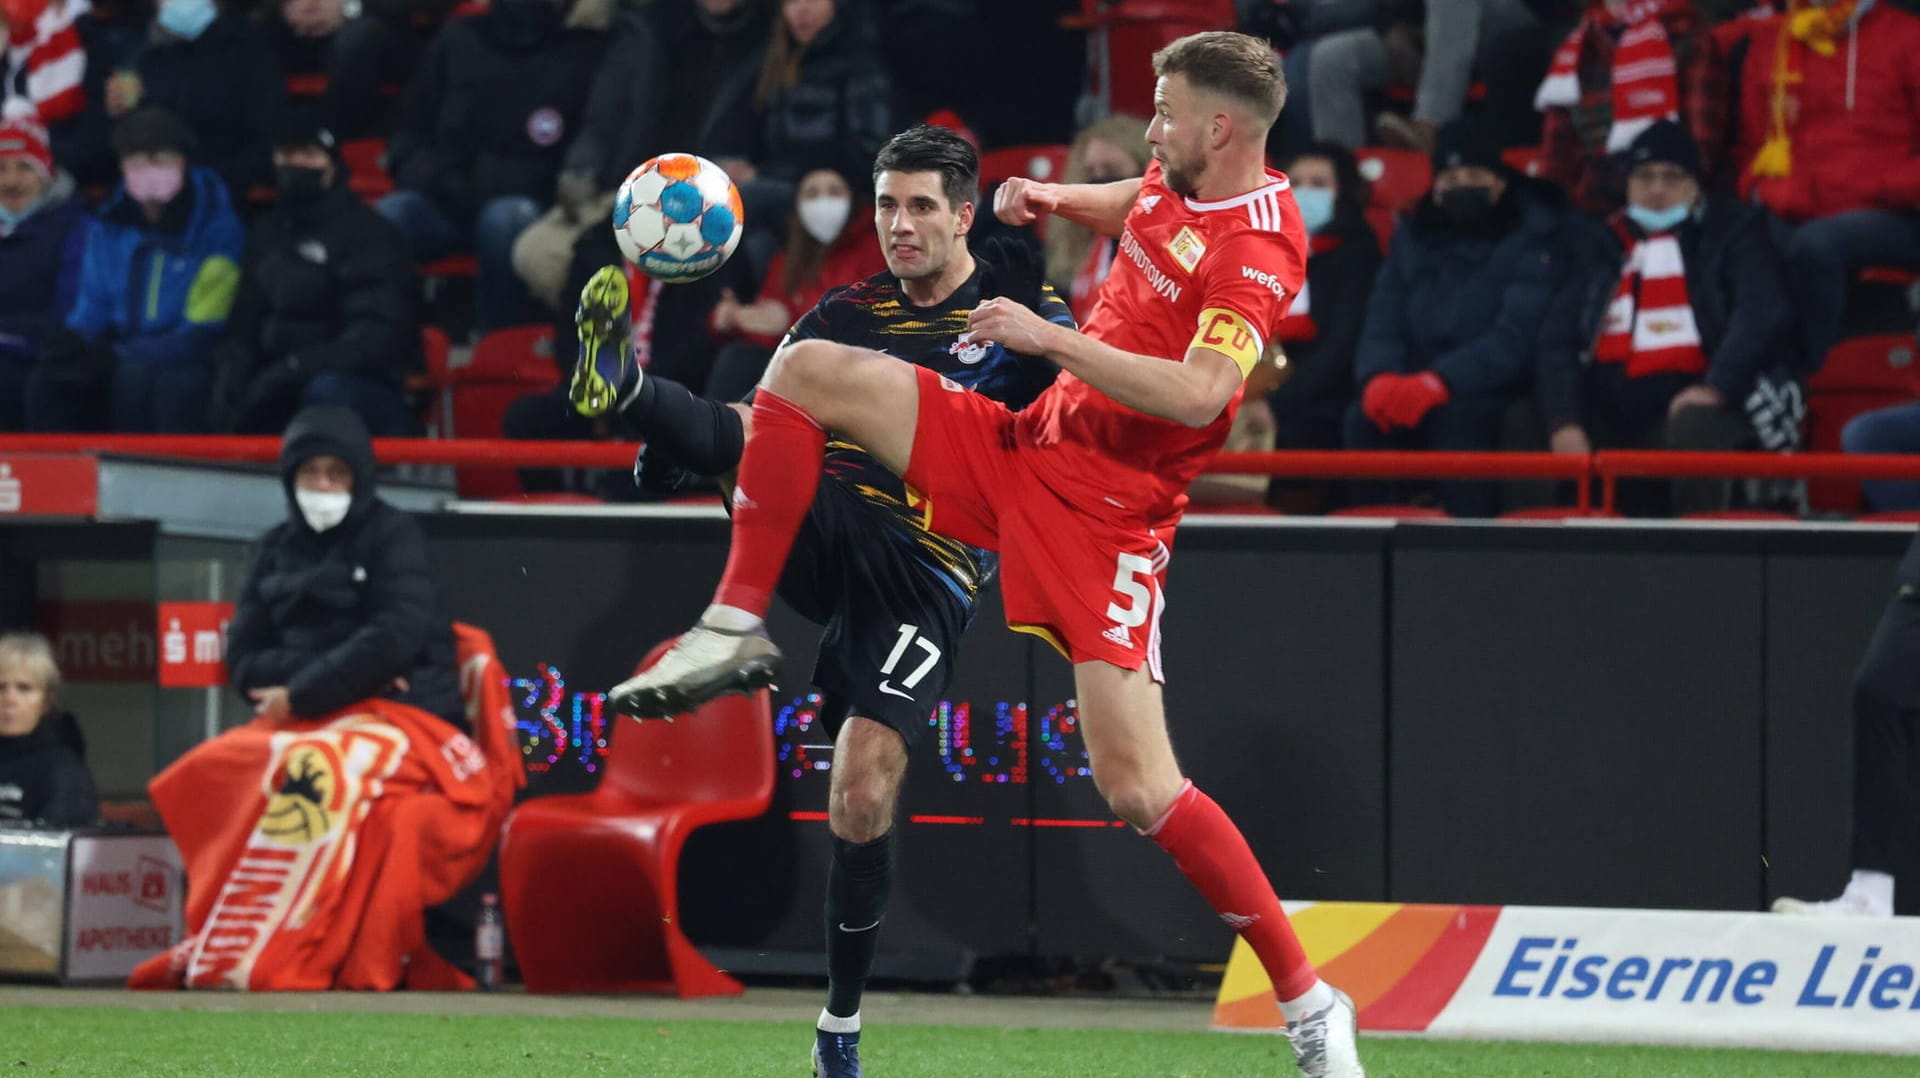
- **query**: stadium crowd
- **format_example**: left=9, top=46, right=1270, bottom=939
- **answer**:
left=1, top=0, right=1918, bottom=514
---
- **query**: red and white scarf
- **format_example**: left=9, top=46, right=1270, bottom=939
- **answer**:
left=1594, top=222, right=1706, bottom=378
left=1535, top=0, right=1681, bottom=152
left=3, top=0, right=87, bottom=124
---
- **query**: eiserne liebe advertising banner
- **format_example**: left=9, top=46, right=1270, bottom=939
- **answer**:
left=1213, top=901, right=1920, bottom=1055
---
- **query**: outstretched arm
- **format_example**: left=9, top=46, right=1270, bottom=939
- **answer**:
left=964, top=298, right=1246, bottom=429
left=995, top=177, right=1143, bottom=239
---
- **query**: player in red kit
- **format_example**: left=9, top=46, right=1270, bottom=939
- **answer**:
left=609, top=31, right=1364, bottom=1078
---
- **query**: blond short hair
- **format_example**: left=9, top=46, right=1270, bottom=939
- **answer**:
left=0, top=632, right=61, bottom=705
left=1152, top=31, right=1287, bottom=126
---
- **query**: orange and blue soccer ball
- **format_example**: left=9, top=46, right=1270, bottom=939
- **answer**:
left=612, top=152, right=745, bottom=284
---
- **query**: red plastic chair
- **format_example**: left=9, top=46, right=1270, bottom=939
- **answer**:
left=498, top=642, right=774, bottom=996
left=434, top=326, right=559, bottom=496
left=1805, top=390, right=1910, bottom=512
left=1809, top=334, right=1920, bottom=395
left=1354, top=147, right=1432, bottom=214
left=341, top=138, right=394, bottom=201
left=1330, top=505, right=1452, bottom=520
left=1498, top=507, right=1619, bottom=521
left=1680, top=510, right=1799, bottom=521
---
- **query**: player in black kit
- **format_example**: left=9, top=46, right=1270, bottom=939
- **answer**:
left=567, top=126, right=1070, bottom=1078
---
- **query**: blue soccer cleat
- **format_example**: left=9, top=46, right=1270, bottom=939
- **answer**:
left=811, top=1027, right=861, bottom=1078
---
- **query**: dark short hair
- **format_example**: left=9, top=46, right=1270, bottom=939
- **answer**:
left=872, top=125, right=979, bottom=211
left=1153, top=31, right=1286, bottom=126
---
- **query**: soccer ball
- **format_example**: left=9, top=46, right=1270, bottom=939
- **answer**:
left=612, top=153, right=744, bottom=284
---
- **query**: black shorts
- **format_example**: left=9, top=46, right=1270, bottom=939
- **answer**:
left=774, top=476, right=975, bottom=748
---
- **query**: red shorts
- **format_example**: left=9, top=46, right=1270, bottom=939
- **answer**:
left=902, top=366, right=1172, bottom=677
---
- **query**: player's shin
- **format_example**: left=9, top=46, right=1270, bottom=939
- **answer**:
left=1143, top=780, right=1322, bottom=1005
left=822, top=830, right=894, bottom=1027
left=708, top=390, right=826, bottom=621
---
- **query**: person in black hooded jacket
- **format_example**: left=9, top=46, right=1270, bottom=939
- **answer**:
left=212, top=120, right=419, bottom=437
left=225, top=406, right=465, bottom=730
left=378, top=0, right=607, bottom=331
left=0, top=632, right=98, bottom=828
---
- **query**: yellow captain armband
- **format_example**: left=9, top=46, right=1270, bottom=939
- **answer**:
left=1188, top=307, right=1263, bottom=379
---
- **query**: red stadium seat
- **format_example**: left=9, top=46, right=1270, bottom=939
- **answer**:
left=1067, top=0, right=1236, bottom=118
left=1860, top=511, right=1920, bottom=524
left=433, top=326, right=559, bottom=497
left=1805, top=390, right=1913, bottom=512
left=340, top=138, right=394, bottom=201
left=285, top=73, right=327, bottom=98
left=498, top=641, right=774, bottom=997
left=1354, top=146, right=1432, bottom=214
left=1330, top=505, right=1451, bottom=520
left=1498, top=507, right=1619, bottom=520
left=1810, top=334, right=1920, bottom=395
left=979, top=144, right=1071, bottom=188
left=422, top=254, right=479, bottom=278
left=1680, top=510, right=1799, bottom=521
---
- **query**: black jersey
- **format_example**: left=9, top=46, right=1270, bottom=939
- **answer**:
left=785, top=264, right=1072, bottom=603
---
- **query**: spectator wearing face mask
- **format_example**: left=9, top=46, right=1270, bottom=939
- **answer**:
left=705, top=164, right=884, bottom=402
left=1270, top=142, right=1381, bottom=462
left=210, top=119, right=419, bottom=437
left=0, top=112, right=86, bottom=432
left=1538, top=121, right=1795, bottom=515
left=103, top=0, right=285, bottom=198
left=1344, top=120, right=1565, bottom=516
left=27, top=107, right=242, bottom=432
left=1041, top=112, right=1150, bottom=326
left=226, top=405, right=466, bottom=730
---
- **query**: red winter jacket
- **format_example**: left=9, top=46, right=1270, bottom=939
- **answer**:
left=1730, top=3, right=1920, bottom=221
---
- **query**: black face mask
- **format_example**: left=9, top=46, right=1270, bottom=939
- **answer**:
left=1438, top=185, right=1496, bottom=225
left=276, top=165, right=330, bottom=203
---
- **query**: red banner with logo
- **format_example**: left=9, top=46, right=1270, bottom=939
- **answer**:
left=0, top=454, right=99, bottom=517
left=156, top=602, right=235, bottom=689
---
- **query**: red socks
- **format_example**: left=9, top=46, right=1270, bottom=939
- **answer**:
left=1146, top=781, right=1319, bottom=1001
left=712, top=390, right=825, bottom=616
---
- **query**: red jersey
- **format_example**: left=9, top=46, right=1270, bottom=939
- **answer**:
left=1016, top=160, right=1308, bottom=521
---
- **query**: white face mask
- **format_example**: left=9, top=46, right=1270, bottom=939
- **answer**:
left=797, top=195, right=851, bottom=244
left=295, top=488, right=352, bottom=532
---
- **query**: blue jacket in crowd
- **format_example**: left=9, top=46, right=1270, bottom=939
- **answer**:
left=0, top=172, right=87, bottom=369
left=67, top=165, right=244, bottom=367
left=1354, top=183, right=1565, bottom=399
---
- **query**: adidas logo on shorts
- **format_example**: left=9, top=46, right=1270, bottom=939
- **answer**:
left=1103, top=625, right=1133, bottom=648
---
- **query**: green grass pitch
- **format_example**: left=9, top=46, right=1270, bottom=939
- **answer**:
left=1, top=1006, right=1912, bottom=1076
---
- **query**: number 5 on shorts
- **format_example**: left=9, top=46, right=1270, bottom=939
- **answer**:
left=1105, top=553, right=1156, bottom=630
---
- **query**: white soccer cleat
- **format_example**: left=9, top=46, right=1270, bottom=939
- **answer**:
left=1285, top=986, right=1365, bottom=1078
left=1770, top=893, right=1890, bottom=918
left=606, top=623, right=781, bottom=720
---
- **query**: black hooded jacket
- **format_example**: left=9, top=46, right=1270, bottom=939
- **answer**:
left=388, top=0, right=609, bottom=222
left=224, top=408, right=465, bottom=729
left=212, top=181, right=419, bottom=429
left=0, top=713, right=98, bottom=827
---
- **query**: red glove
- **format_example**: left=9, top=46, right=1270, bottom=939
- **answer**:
left=1390, top=371, right=1451, bottom=428
left=1361, top=374, right=1403, bottom=431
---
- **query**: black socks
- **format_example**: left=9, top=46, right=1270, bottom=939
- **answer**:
left=824, top=830, right=895, bottom=1019
left=618, top=372, right=747, bottom=478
